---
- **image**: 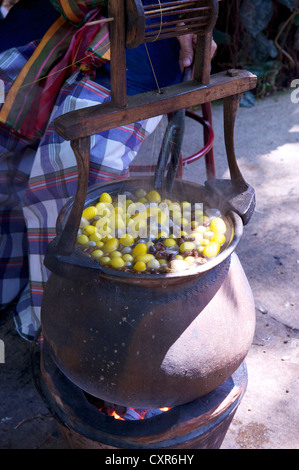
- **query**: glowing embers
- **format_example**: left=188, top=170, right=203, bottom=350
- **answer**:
left=84, top=394, right=171, bottom=421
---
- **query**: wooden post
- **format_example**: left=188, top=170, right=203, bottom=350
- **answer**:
left=108, top=0, right=127, bottom=108
left=193, top=30, right=212, bottom=85
left=223, top=93, right=247, bottom=191
left=56, top=136, right=91, bottom=256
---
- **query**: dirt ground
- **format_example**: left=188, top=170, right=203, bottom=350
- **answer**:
left=0, top=89, right=298, bottom=450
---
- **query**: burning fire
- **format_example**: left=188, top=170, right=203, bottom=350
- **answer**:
left=100, top=404, right=171, bottom=421
left=111, top=411, right=125, bottom=420
left=84, top=393, right=171, bottom=421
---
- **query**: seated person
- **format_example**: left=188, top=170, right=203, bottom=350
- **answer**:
left=0, top=0, right=216, bottom=341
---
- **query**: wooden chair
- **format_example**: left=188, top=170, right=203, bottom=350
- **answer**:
left=53, top=0, right=257, bottom=255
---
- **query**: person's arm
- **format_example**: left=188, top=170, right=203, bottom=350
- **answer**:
left=177, top=34, right=217, bottom=72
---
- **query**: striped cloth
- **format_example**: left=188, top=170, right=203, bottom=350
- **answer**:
left=0, top=41, right=162, bottom=341
left=0, top=0, right=110, bottom=140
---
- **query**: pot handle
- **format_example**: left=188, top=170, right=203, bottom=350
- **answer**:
left=205, top=93, right=255, bottom=225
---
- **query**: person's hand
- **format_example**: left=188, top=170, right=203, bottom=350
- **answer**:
left=177, top=34, right=217, bottom=72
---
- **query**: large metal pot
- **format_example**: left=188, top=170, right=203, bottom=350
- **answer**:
left=41, top=177, right=255, bottom=408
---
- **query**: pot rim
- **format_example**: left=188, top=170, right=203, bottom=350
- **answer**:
left=54, top=176, right=243, bottom=282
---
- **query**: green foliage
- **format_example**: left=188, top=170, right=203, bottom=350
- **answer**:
left=213, top=0, right=299, bottom=98
left=276, top=0, right=298, bottom=10
left=240, top=0, right=274, bottom=37
left=245, top=60, right=282, bottom=97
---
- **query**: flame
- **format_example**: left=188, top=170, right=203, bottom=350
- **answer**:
left=98, top=404, right=172, bottom=420
left=111, top=411, right=125, bottom=420
left=111, top=407, right=171, bottom=419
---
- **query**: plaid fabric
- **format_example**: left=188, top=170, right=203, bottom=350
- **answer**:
left=0, top=42, right=162, bottom=341
left=0, top=1, right=110, bottom=140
